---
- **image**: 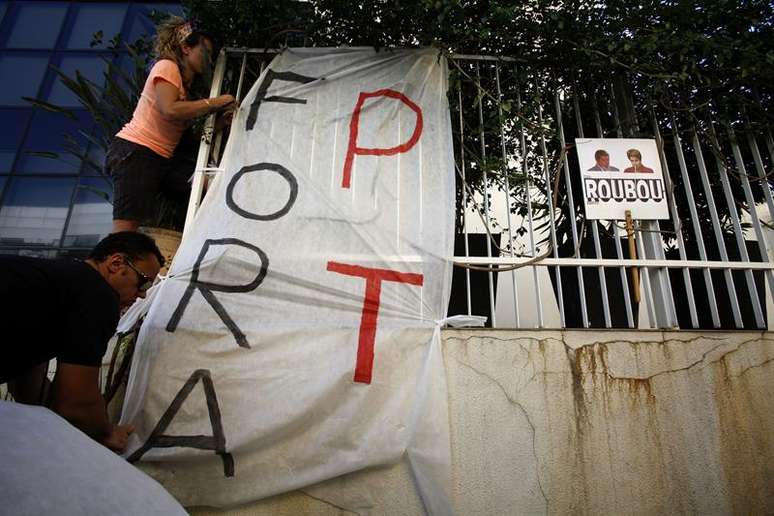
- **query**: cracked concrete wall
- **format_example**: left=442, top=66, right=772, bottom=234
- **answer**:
left=190, top=330, right=774, bottom=515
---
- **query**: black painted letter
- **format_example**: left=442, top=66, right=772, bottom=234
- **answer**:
left=246, top=70, right=317, bottom=131
left=127, top=369, right=235, bottom=477
left=226, top=163, right=298, bottom=221
left=167, top=238, right=268, bottom=348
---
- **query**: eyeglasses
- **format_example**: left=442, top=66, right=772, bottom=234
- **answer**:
left=123, top=256, right=154, bottom=292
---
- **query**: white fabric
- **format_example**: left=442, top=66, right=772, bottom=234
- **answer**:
left=0, top=401, right=186, bottom=516
left=121, top=47, right=456, bottom=512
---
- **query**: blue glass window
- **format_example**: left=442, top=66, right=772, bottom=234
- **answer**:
left=0, top=177, right=76, bottom=246
left=47, top=54, right=110, bottom=107
left=63, top=176, right=113, bottom=248
left=0, top=109, right=30, bottom=172
left=0, top=54, right=49, bottom=106
left=2, top=3, right=68, bottom=49
left=16, top=109, right=93, bottom=174
left=82, top=141, right=107, bottom=176
left=66, top=3, right=128, bottom=50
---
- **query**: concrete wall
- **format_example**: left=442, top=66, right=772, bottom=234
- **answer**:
left=190, top=330, right=774, bottom=515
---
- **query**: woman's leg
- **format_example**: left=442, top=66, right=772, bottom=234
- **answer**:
left=108, top=138, right=165, bottom=231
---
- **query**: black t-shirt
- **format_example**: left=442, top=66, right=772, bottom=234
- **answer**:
left=0, top=256, right=120, bottom=383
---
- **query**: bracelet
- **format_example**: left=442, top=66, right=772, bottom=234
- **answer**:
left=204, top=98, right=212, bottom=108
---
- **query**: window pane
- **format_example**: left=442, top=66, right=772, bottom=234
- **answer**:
left=47, top=54, right=110, bottom=107
left=3, top=3, right=67, bottom=49
left=0, top=54, right=49, bottom=105
left=0, top=177, right=76, bottom=246
left=0, top=109, right=31, bottom=172
left=17, top=110, right=94, bottom=174
left=63, top=176, right=112, bottom=248
left=125, top=3, right=183, bottom=43
left=82, top=141, right=107, bottom=176
left=66, top=3, right=128, bottom=50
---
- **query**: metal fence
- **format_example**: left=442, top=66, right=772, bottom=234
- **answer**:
left=191, top=48, right=774, bottom=331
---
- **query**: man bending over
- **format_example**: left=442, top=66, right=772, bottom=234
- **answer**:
left=0, top=232, right=163, bottom=452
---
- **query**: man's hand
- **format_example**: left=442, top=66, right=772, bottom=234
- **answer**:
left=100, top=424, right=135, bottom=453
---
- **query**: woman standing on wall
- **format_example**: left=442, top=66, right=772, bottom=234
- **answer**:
left=107, top=17, right=235, bottom=233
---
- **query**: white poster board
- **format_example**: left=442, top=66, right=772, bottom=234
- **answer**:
left=120, top=48, right=456, bottom=514
left=575, top=138, right=669, bottom=220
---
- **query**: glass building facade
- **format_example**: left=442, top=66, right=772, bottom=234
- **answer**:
left=0, top=1, right=181, bottom=258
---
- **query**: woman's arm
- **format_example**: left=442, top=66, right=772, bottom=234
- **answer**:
left=155, top=80, right=235, bottom=121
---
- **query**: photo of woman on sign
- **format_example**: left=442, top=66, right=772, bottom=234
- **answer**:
left=624, top=149, right=654, bottom=173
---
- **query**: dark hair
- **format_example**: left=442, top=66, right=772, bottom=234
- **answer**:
left=88, top=232, right=165, bottom=267
left=594, top=149, right=609, bottom=160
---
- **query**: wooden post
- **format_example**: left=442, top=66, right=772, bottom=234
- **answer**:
left=625, top=210, right=640, bottom=303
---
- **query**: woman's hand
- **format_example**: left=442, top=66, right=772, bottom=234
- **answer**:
left=215, top=104, right=236, bottom=131
left=212, top=94, right=236, bottom=111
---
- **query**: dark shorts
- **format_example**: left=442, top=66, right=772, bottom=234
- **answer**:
left=106, top=137, right=193, bottom=224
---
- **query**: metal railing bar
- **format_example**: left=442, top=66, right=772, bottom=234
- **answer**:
left=454, top=256, right=774, bottom=270
left=182, top=49, right=228, bottom=241
left=727, top=125, right=771, bottom=327
left=457, top=82, right=473, bottom=316
left=572, top=89, right=612, bottom=327
left=475, top=63, right=497, bottom=327
left=611, top=85, right=674, bottom=328
left=651, top=107, right=699, bottom=328
left=495, top=64, right=520, bottom=326
left=635, top=224, right=658, bottom=327
left=707, top=122, right=765, bottom=327
left=537, top=94, right=566, bottom=327
left=515, top=72, right=544, bottom=327
left=235, top=51, right=248, bottom=103
left=691, top=127, right=744, bottom=327
left=670, top=114, right=721, bottom=327
left=554, top=90, right=590, bottom=327
left=747, top=131, right=774, bottom=230
left=590, top=97, right=634, bottom=327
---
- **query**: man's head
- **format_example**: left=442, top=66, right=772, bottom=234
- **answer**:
left=594, top=149, right=610, bottom=169
left=88, top=232, right=164, bottom=308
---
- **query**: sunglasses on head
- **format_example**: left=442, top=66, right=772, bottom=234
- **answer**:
left=123, top=256, right=154, bottom=292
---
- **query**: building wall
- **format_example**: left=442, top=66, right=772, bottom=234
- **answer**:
left=0, top=1, right=181, bottom=258
left=189, top=329, right=774, bottom=515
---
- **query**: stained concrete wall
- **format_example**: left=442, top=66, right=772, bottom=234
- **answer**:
left=190, top=330, right=774, bottom=515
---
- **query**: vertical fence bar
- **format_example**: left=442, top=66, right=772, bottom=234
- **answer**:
left=634, top=221, right=658, bottom=327
left=495, top=64, right=520, bottom=326
left=747, top=131, right=774, bottom=230
left=182, top=49, right=228, bottom=240
left=726, top=125, right=770, bottom=327
left=235, top=51, right=248, bottom=103
left=650, top=107, right=699, bottom=328
left=538, top=96, right=565, bottom=327
left=475, top=63, right=497, bottom=327
left=554, top=90, right=590, bottom=327
left=515, top=73, right=544, bottom=327
left=707, top=122, right=764, bottom=327
left=670, top=115, right=721, bottom=327
left=572, top=90, right=611, bottom=327
left=591, top=94, right=634, bottom=327
left=457, top=77, right=473, bottom=316
left=610, top=84, right=660, bottom=325
left=691, top=127, right=743, bottom=327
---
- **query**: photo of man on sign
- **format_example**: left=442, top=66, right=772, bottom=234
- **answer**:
left=587, top=149, right=620, bottom=171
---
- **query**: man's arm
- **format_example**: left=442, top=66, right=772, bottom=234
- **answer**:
left=49, top=363, right=133, bottom=451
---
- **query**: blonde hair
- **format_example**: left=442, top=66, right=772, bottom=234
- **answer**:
left=154, top=16, right=194, bottom=64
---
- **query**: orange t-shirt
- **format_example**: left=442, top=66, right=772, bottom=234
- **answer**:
left=116, top=59, right=187, bottom=159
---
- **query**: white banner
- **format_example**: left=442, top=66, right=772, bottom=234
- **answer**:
left=576, top=138, right=669, bottom=220
left=120, top=48, right=455, bottom=514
